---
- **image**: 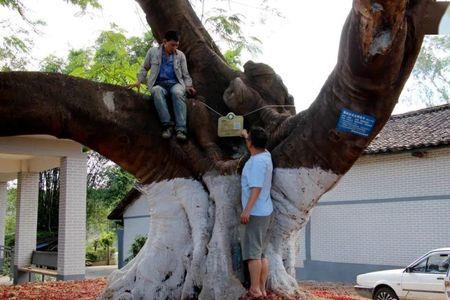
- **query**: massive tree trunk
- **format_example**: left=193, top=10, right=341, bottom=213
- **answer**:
left=0, top=0, right=443, bottom=298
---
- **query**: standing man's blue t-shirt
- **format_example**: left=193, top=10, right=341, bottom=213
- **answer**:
left=241, top=150, right=273, bottom=216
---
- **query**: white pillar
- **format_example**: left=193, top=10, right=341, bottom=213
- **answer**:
left=0, top=182, right=7, bottom=269
left=57, top=155, right=87, bottom=281
left=14, top=172, right=39, bottom=284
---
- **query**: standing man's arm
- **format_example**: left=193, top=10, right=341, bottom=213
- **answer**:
left=128, top=49, right=152, bottom=92
left=181, top=53, right=196, bottom=96
left=241, top=188, right=262, bottom=224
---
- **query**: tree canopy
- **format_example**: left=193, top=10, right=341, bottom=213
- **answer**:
left=409, top=35, right=450, bottom=105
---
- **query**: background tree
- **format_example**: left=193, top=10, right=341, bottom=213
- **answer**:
left=1, top=186, right=17, bottom=276
left=98, top=231, right=115, bottom=266
left=38, top=169, right=60, bottom=233
left=38, top=27, right=141, bottom=239
left=0, top=0, right=99, bottom=71
left=0, top=0, right=448, bottom=299
left=4, top=188, right=16, bottom=247
left=406, top=35, right=450, bottom=106
left=86, top=163, right=135, bottom=237
left=1, top=0, right=263, bottom=72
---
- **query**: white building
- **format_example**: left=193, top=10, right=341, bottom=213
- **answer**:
left=0, top=135, right=87, bottom=283
left=296, top=104, right=450, bottom=282
left=108, top=189, right=145, bottom=267
left=110, top=104, right=450, bottom=282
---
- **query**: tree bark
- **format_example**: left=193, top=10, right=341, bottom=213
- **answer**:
left=0, top=0, right=437, bottom=298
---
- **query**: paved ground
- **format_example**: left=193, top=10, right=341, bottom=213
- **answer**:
left=0, top=275, right=11, bottom=285
left=85, top=265, right=118, bottom=279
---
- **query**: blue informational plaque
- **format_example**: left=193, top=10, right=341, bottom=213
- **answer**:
left=336, top=108, right=376, bottom=137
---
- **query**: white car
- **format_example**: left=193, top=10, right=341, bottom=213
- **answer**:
left=355, top=248, right=450, bottom=300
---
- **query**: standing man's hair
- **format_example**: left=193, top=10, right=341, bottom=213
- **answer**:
left=249, top=127, right=268, bottom=149
left=164, top=30, right=180, bottom=42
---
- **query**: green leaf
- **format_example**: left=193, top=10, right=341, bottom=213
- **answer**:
left=409, top=35, right=450, bottom=106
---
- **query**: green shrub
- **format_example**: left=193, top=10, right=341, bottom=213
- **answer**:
left=86, top=232, right=116, bottom=264
left=4, top=233, right=14, bottom=248
left=1, top=251, right=12, bottom=276
left=125, top=235, right=147, bottom=263
left=86, top=249, right=98, bottom=262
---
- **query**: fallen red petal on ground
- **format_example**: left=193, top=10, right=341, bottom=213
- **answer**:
left=0, top=279, right=364, bottom=300
left=0, top=278, right=107, bottom=300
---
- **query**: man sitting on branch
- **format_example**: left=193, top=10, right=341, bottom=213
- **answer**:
left=129, top=30, right=196, bottom=141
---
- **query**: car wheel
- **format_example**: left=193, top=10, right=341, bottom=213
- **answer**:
left=373, top=287, right=399, bottom=300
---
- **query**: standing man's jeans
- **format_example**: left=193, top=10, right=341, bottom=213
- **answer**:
left=150, top=82, right=187, bottom=133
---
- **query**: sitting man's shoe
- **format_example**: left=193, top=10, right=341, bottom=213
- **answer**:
left=176, top=130, right=187, bottom=141
left=161, top=127, right=173, bottom=139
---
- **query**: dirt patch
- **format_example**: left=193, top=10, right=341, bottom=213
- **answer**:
left=0, top=279, right=366, bottom=300
left=238, top=282, right=366, bottom=300
left=0, top=278, right=107, bottom=300
left=300, top=281, right=366, bottom=300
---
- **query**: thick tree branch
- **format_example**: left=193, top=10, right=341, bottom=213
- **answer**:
left=271, top=0, right=429, bottom=174
left=0, top=72, right=212, bottom=183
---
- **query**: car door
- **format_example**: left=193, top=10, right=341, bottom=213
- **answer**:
left=401, top=252, right=449, bottom=300
left=445, top=268, right=450, bottom=300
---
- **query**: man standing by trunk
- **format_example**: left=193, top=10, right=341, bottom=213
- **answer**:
left=240, top=127, right=273, bottom=298
left=129, top=30, right=195, bottom=141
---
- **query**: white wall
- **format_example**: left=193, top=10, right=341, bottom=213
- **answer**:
left=123, top=195, right=150, bottom=261
left=295, top=226, right=306, bottom=267
left=321, top=147, right=450, bottom=202
left=298, top=147, right=450, bottom=268
left=310, top=199, right=450, bottom=266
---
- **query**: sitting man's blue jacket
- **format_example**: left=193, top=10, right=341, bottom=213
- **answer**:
left=137, top=45, right=193, bottom=89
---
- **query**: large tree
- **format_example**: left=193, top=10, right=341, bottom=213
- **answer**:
left=0, top=0, right=448, bottom=299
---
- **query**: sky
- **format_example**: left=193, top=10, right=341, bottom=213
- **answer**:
left=1, top=0, right=444, bottom=114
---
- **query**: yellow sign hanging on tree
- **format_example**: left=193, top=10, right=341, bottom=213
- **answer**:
left=218, top=113, right=244, bottom=137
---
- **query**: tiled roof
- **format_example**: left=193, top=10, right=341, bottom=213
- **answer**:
left=365, top=104, right=450, bottom=154
left=108, top=188, right=141, bottom=221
